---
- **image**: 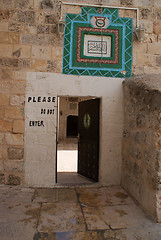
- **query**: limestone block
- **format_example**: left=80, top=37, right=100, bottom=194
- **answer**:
left=0, top=58, right=18, bottom=68
left=45, top=14, right=57, bottom=24
left=139, top=19, right=153, bottom=34
left=135, top=53, right=153, bottom=67
left=24, top=24, right=37, bottom=34
left=35, top=12, right=45, bottom=24
left=0, top=22, right=8, bottom=31
left=0, top=32, right=20, bottom=44
left=120, top=0, right=132, bottom=5
left=0, top=109, right=4, bottom=119
left=0, top=94, right=9, bottom=106
left=0, top=10, right=10, bottom=21
left=132, top=66, right=144, bottom=75
left=144, top=34, right=157, bottom=43
left=7, top=147, right=24, bottom=160
left=18, top=10, right=35, bottom=24
left=0, top=68, right=14, bottom=80
left=133, top=0, right=154, bottom=7
left=13, top=45, right=31, bottom=58
left=0, top=0, right=14, bottom=9
left=153, top=10, right=161, bottom=20
left=5, top=133, right=24, bottom=145
left=140, top=8, right=152, bottom=20
left=102, top=0, right=119, bottom=5
left=0, top=80, right=26, bottom=94
left=13, top=120, right=25, bottom=133
left=52, top=46, right=63, bottom=60
left=0, top=173, right=5, bottom=184
left=5, top=107, right=24, bottom=120
left=47, top=60, right=56, bottom=72
left=37, top=25, right=49, bottom=34
left=14, top=0, right=34, bottom=10
left=7, top=174, right=21, bottom=185
left=19, top=59, right=31, bottom=69
left=0, top=120, right=12, bottom=132
left=21, top=34, right=45, bottom=45
left=0, top=133, right=4, bottom=143
left=148, top=43, right=161, bottom=54
left=154, top=0, right=161, bottom=8
left=10, top=95, right=25, bottom=106
left=4, top=160, right=24, bottom=172
left=14, top=71, right=26, bottom=81
left=154, top=21, right=161, bottom=34
left=31, top=59, right=47, bottom=71
left=32, top=46, right=51, bottom=59
left=0, top=44, right=13, bottom=58
left=133, top=42, right=148, bottom=53
left=155, top=55, right=161, bottom=67
left=144, top=66, right=161, bottom=74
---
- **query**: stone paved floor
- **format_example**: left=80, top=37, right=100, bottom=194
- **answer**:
left=0, top=185, right=161, bottom=240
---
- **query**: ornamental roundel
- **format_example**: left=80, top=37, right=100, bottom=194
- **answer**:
left=63, top=7, right=133, bottom=78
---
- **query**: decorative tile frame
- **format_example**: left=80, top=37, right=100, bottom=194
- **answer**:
left=62, top=7, right=133, bottom=78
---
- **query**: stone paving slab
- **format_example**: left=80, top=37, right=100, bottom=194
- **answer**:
left=33, top=188, right=77, bottom=203
left=76, top=186, right=134, bottom=207
left=0, top=185, right=161, bottom=240
left=38, top=202, right=86, bottom=232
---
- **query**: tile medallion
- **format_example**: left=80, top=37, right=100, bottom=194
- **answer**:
left=62, top=7, right=133, bottom=78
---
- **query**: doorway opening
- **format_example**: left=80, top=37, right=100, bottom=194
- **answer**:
left=56, top=96, right=100, bottom=185
left=67, top=115, right=78, bottom=137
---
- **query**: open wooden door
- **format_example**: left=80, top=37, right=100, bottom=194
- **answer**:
left=78, top=98, right=100, bottom=182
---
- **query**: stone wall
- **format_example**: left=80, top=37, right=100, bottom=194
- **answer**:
left=0, top=0, right=161, bottom=185
left=122, top=74, right=161, bottom=222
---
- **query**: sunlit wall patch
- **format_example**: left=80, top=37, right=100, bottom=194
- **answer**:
left=62, top=7, right=133, bottom=78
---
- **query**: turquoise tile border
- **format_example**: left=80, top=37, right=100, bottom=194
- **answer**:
left=63, top=7, right=133, bottom=78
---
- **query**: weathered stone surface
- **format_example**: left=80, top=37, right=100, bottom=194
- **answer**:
left=141, top=8, right=152, bottom=19
left=40, top=0, right=53, bottom=10
left=156, top=55, right=161, bottom=67
left=7, top=174, right=21, bottom=185
left=0, top=174, right=5, bottom=184
left=45, top=14, right=57, bottom=24
left=0, top=80, right=26, bottom=94
left=13, top=120, right=24, bottom=133
left=19, top=59, right=31, bottom=69
left=0, top=10, right=10, bottom=21
left=121, top=0, right=133, bottom=5
left=0, top=58, right=18, bottom=68
left=5, top=133, right=24, bottom=145
left=0, top=94, right=9, bottom=106
left=4, top=160, right=24, bottom=172
left=0, top=120, right=12, bottom=132
left=31, top=59, right=47, bottom=71
left=153, top=21, right=161, bottom=34
left=0, top=44, right=13, bottom=58
left=32, top=46, right=51, bottom=59
left=9, top=23, right=24, bottom=32
left=5, top=107, right=24, bottom=119
left=37, top=25, right=49, bottom=34
left=10, top=95, right=25, bottom=106
left=24, top=24, right=37, bottom=34
left=47, top=60, right=56, bottom=72
left=122, top=74, right=161, bottom=222
left=0, top=32, right=20, bottom=44
left=18, top=11, right=35, bottom=23
left=7, top=147, right=24, bottom=160
left=0, top=22, right=8, bottom=32
left=14, top=0, right=34, bottom=9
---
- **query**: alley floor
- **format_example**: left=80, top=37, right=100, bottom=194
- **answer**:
left=0, top=185, right=161, bottom=240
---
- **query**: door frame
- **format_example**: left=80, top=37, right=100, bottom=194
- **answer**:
left=56, top=95, right=101, bottom=184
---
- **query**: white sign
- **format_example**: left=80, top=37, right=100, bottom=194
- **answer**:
left=84, top=34, right=111, bottom=58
